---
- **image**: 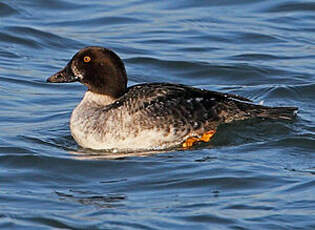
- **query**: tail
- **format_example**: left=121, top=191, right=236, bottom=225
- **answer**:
left=255, top=106, right=298, bottom=120
left=236, top=102, right=298, bottom=121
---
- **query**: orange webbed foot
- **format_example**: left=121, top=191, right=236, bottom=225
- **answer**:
left=182, top=130, right=216, bottom=148
left=200, top=130, right=216, bottom=142
left=182, top=137, right=199, bottom=148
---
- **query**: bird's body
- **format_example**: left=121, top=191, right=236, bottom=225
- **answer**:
left=47, top=47, right=297, bottom=151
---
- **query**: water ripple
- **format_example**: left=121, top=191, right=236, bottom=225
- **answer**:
left=0, top=0, right=314, bottom=229
left=0, top=2, right=19, bottom=17
left=264, top=1, right=315, bottom=13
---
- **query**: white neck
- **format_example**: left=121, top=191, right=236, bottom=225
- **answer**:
left=80, top=90, right=116, bottom=107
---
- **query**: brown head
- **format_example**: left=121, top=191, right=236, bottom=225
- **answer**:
left=47, top=46, right=128, bottom=98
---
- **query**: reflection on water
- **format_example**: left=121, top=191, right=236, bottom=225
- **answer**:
left=70, top=149, right=176, bottom=160
left=0, top=0, right=314, bottom=229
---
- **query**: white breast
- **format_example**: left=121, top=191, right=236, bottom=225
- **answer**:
left=70, top=91, right=182, bottom=151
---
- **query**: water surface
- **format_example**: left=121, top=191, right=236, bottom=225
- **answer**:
left=0, top=0, right=314, bottom=229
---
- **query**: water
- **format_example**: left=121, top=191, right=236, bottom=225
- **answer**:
left=1, top=0, right=314, bottom=229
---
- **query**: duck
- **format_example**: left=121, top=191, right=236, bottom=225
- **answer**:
left=47, top=46, right=298, bottom=151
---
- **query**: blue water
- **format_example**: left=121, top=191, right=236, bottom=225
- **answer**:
left=1, top=0, right=314, bottom=229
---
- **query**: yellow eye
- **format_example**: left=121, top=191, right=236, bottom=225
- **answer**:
left=83, top=56, right=91, bottom=63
